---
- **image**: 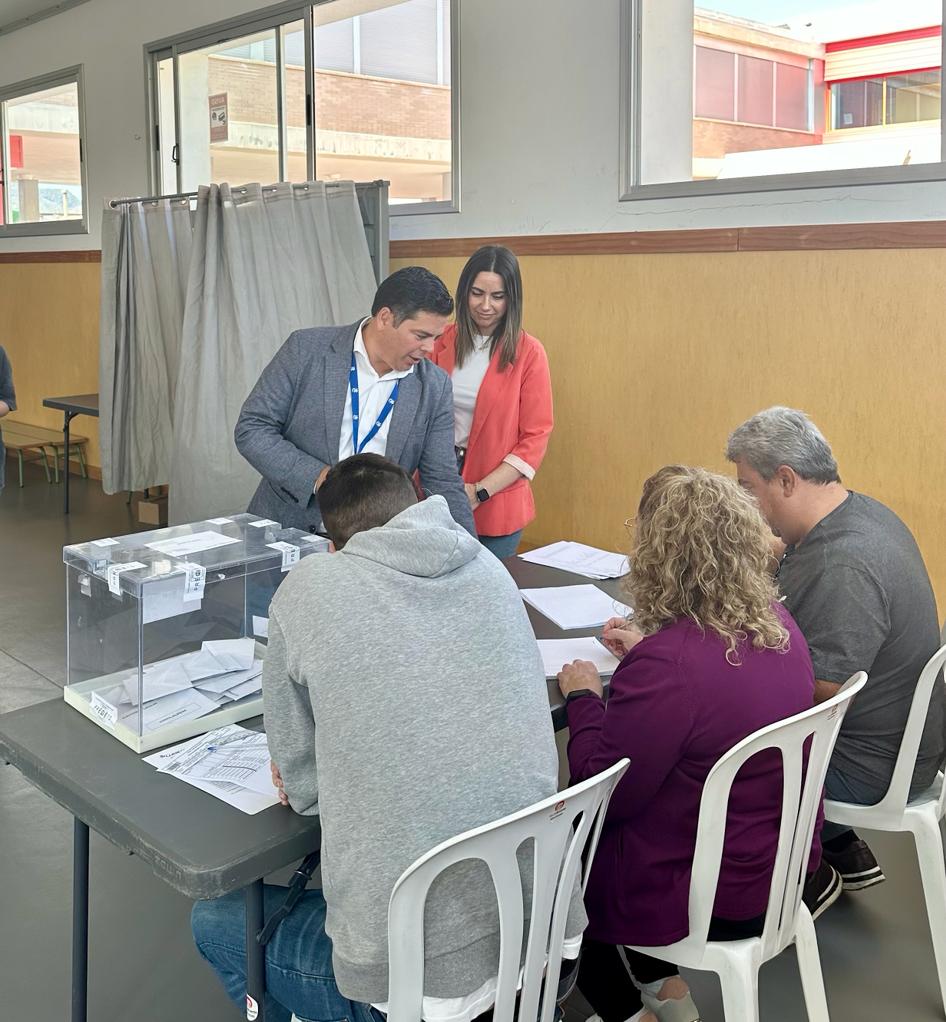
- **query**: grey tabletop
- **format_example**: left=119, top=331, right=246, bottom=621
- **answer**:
left=42, top=393, right=100, bottom=416
left=0, top=698, right=320, bottom=899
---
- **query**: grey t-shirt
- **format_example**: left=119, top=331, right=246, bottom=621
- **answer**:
left=778, top=491, right=944, bottom=793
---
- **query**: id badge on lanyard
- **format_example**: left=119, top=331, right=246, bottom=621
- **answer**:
left=350, top=352, right=399, bottom=454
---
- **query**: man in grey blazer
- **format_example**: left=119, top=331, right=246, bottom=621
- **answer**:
left=235, top=266, right=475, bottom=535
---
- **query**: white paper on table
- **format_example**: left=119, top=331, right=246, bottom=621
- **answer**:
left=145, top=531, right=241, bottom=558
left=144, top=732, right=279, bottom=814
left=519, top=541, right=628, bottom=580
left=536, top=638, right=620, bottom=679
left=520, top=585, right=632, bottom=630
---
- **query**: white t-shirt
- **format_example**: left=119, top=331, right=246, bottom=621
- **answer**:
left=371, top=935, right=582, bottom=1022
left=338, top=320, right=414, bottom=461
left=451, top=334, right=493, bottom=449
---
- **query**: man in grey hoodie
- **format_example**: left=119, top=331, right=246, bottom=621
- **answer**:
left=192, top=454, right=585, bottom=1022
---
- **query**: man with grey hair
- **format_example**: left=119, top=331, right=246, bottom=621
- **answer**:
left=727, top=406, right=944, bottom=894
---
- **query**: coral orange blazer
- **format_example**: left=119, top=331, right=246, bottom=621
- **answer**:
left=432, top=324, right=553, bottom=536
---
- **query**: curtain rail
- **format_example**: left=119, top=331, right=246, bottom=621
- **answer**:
left=108, top=180, right=382, bottom=208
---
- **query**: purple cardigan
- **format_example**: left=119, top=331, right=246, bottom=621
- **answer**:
left=566, top=604, right=820, bottom=947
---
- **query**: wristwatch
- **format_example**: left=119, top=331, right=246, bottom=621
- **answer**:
left=475, top=485, right=491, bottom=503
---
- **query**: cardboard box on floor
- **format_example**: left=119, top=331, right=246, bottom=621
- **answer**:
left=138, top=496, right=168, bottom=526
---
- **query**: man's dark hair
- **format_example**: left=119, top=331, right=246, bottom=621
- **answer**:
left=370, top=266, right=454, bottom=325
left=318, top=454, right=418, bottom=549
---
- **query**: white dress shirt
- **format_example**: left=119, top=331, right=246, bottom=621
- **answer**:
left=338, top=320, right=414, bottom=461
left=451, top=334, right=493, bottom=449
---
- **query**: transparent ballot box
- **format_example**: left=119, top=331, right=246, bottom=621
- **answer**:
left=63, top=514, right=329, bottom=753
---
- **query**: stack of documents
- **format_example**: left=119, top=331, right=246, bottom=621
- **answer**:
left=520, top=584, right=633, bottom=630
left=96, top=638, right=264, bottom=735
left=519, top=541, right=628, bottom=579
left=144, top=724, right=281, bottom=814
left=536, top=637, right=620, bottom=679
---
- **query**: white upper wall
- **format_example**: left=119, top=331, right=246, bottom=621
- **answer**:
left=0, top=0, right=944, bottom=251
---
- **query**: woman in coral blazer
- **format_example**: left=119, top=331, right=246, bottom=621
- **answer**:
left=432, top=245, right=553, bottom=558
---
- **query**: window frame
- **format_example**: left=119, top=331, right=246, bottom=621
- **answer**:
left=620, top=0, right=946, bottom=201
left=0, top=64, right=89, bottom=238
left=144, top=0, right=460, bottom=216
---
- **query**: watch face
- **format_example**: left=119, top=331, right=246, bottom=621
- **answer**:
left=476, top=488, right=489, bottom=502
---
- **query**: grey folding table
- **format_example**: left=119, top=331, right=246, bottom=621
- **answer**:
left=0, top=699, right=321, bottom=1022
left=42, top=393, right=100, bottom=515
left=0, top=556, right=624, bottom=1022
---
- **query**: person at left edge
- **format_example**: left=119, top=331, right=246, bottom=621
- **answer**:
left=0, top=344, right=16, bottom=493
left=234, top=266, right=476, bottom=536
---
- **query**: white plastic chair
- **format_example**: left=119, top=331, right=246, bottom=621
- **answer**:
left=624, top=672, right=867, bottom=1022
left=384, top=759, right=630, bottom=1022
left=824, top=643, right=946, bottom=1012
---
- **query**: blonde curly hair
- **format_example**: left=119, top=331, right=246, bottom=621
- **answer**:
left=623, top=465, right=789, bottom=664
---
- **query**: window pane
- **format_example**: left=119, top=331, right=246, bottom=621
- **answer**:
left=155, top=56, right=177, bottom=193
left=887, top=70, right=941, bottom=124
left=695, top=46, right=735, bottom=120
left=832, top=79, right=884, bottom=129
left=776, top=63, right=809, bottom=130
left=314, top=0, right=452, bottom=205
left=3, top=81, right=82, bottom=224
left=282, top=21, right=308, bottom=182
left=360, top=0, right=438, bottom=84
left=314, top=18, right=354, bottom=73
left=178, top=29, right=279, bottom=189
left=737, top=55, right=774, bottom=126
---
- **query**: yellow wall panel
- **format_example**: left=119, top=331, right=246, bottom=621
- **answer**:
left=0, top=262, right=101, bottom=466
left=395, top=250, right=946, bottom=613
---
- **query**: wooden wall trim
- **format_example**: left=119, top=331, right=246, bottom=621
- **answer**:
left=0, top=250, right=101, bottom=264
left=391, top=220, right=946, bottom=258
left=1, top=220, right=944, bottom=266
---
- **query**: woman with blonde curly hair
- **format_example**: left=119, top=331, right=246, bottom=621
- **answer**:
left=557, top=466, right=830, bottom=1022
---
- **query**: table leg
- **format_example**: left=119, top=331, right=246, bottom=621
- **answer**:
left=72, top=818, right=89, bottom=1022
left=246, top=879, right=266, bottom=1021
left=63, top=411, right=74, bottom=514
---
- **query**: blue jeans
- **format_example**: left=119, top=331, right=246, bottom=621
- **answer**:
left=479, top=530, right=523, bottom=560
left=192, top=887, right=384, bottom=1022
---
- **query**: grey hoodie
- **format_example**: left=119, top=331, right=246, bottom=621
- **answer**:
left=263, top=495, right=586, bottom=1003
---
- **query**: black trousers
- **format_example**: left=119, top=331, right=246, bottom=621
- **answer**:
left=577, top=914, right=765, bottom=1022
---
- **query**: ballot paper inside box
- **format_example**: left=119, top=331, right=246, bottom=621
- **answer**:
left=62, top=514, right=330, bottom=753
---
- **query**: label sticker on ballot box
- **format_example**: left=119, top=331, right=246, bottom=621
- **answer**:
left=206, top=517, right=232, bottom=525
left=91, top=537, right=119, bottom=548
left=183, top=563, right=207, bottom=601
left=90, top=692, right=118, bottom=727
left=267, top=541, right=300, bottom=572
left=106, top=561, right=146, bottom=596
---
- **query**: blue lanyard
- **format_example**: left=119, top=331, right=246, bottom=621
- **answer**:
left=350, top=351, right=400, bottom=454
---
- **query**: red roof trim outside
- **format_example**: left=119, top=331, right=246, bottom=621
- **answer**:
left=827, top=25, right=941, bottom=52
left=830, top=64, right=940, bottom=84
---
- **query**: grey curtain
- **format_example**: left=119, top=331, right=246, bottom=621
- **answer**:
left=99, top=199, right=193, bottom=493
left=168, top=181, right=377, bottom=524
left=98, top=180, right=377, bottom=519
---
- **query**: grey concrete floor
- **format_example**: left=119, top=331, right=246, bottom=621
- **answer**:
left=1, top=462, right=945, bottom=1021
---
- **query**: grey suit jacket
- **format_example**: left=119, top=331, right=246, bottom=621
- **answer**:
left=235, top=322, right=476, bottom=535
